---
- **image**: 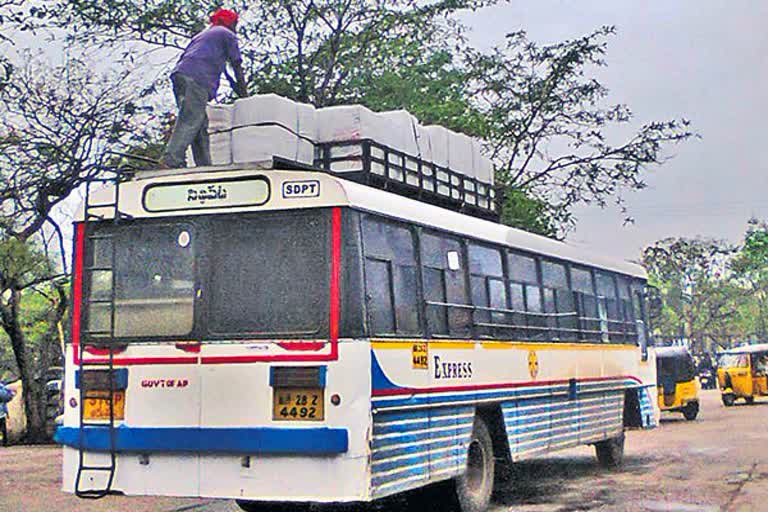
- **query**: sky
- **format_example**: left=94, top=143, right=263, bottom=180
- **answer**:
left=462, top=1, right=768, bottom=261
left=6, top=1, right=768, bottom=266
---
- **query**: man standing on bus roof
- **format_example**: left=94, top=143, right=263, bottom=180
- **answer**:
left=161, top=8, right=249, bottom=169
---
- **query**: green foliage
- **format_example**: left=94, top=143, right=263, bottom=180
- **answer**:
left=499, top=188, right=562, bottom=238
left=642, top=232, right=768, bottom=351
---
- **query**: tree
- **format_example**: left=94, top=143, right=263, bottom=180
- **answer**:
left=49, top=0, right=492, bottom=105
left=467, top=27, right=696, bottom=235
left=730, top=218, right=768, bottom=338
left=0, top=236, right=66, bottom=441
left=642, top=237, right=746, bottom=351
left=0, top=52, right=153, bottom=440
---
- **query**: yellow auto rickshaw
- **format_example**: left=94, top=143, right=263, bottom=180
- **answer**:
left=655, top=346, right=700, bottom=420
left=717, top=343, right=768, bottom=406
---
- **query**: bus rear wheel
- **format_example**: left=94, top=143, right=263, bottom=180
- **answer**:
left=595, top=432, right=625, bottom=469
left=745, top=396, right=755, bottom=405
left=236, top=500, right=296, bottom=512
left=682, top=402, right=699, bottom=421
left=454, top=415, right=495, bottom=512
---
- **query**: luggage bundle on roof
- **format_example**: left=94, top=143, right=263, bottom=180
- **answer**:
left=194, top=94, right=498, bottom=220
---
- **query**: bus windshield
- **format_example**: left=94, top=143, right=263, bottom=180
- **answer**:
left=84, top=210, right=330, bottom=340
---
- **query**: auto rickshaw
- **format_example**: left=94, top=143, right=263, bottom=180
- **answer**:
left=655, top=346, right=700, bottom=420
left=717, top=343, right=768, bottom=406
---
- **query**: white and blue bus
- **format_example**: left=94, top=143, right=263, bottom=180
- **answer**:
left=57, top=164, right=658, bottom=511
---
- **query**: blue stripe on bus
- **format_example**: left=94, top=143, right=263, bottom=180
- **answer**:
left=55, top=425, right=348, bottom=454
left=372, top=381, right=630, bottom=410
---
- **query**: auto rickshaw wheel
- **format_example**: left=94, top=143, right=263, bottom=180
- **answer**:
left=745, top=396, right=755, bottom=405
left=595, top=431, right=625, bottom=469
left=682, top=402, right=699, bottom=421
left=722, top=393, right=736, bottom=407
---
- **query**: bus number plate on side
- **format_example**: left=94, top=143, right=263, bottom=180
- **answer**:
left=273, top=388, right=324, bottom=421
left=83, top=390, right=125, bottom=421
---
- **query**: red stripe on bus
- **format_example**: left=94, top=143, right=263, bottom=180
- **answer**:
left=329, top=207, right=341, bottom=344
left=201, top=352, right=337, bottom=364
left=84, top=346, right=127, bottom=356
left=277, top=341, right=326, bottom=351
left=79, top=357, right=199, bottom=365
left=175, top=343, right=202, bottom=353
left=72, top=223, right=85, bottom=365
left=371, top=375, right=643, bottom=397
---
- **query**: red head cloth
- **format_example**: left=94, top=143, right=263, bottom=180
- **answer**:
left=210, top=9, right=239, bottom=28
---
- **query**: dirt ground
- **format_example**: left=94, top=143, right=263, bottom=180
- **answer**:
left=1, top=389, right=766, bottom=512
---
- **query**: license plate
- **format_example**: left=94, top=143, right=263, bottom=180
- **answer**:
left=273, top=387, right=324, bottom=421
left=83, top=390, right=125, bottom=421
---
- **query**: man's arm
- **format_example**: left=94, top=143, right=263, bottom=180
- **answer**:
left=226, top=33, right=248, bottom=98
left=232, top=60, right=248, bottom=98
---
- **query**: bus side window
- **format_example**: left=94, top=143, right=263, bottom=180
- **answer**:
left=362, top=217, right=421, bottom=336
left=507, top=252, right=543, bottom=341
left=468, top=243, right=506, bottom=338
left=596, top=271, right=621, bottom=343
left=542, top=260, right=573, bottom=341
left=571, top=266, right=597, bottom=342
left=421, top=232, right=470, bottom=337
left=633, top=286, right=648, bottom=361
left=617, top=276, right=634, bottom=344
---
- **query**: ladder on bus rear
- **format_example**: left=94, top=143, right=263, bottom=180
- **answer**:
left=74, top=165, right=134, bottom=499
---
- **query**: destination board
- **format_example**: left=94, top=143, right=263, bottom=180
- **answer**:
left=143, top=176, right=270, bottom=212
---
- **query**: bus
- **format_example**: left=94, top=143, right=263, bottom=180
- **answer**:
left=56, top=164, right=659, bottom=512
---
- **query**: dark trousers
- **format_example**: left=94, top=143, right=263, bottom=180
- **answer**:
left=0, top=417, right=7, bottom=446
left=162, top=73, right=212, bottom=168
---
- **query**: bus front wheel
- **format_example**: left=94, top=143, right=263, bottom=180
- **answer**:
left=722, top=394, right=736, bottom=407
left=595, top=432, right=625, bottom=469
left=454, top=415, right=495, bottom=512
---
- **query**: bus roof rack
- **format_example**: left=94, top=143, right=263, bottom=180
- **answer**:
left=315, top=139, right=501, bottom=222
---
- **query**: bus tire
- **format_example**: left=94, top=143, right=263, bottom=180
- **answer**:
left=454, top=415, right=495, bottom=512
left=722, top=394, right=735, bottom=407
left=745, top=396, right=755, bottom=405
left=595, top=431, right=625, bottom=469
left=682, top=402, right=699, bottom=421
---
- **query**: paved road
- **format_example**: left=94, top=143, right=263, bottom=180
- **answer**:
left=1, top=390, right=766, bottom=512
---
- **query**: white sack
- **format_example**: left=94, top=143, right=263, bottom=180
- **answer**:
left=207, top=104, right=234, bottom=133
left=415, top=124, right=433, bottom=163
left=210, top=132, right=233, bottom=166
left=447, top=131, right=474, bottom=178
left=232, top=125, right=314, bottom=165
left=233, top=93, right=316, bottom=141
left=424, top=125, right=450, bottom=168
left=316, top=104, right=384, bottom=144
left=472, top=139, right=494, bottom=185
left=377, top=110, right=420, bottom=157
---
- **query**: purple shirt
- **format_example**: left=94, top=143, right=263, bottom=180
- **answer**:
left=173, top=26, right=243, bottom=100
